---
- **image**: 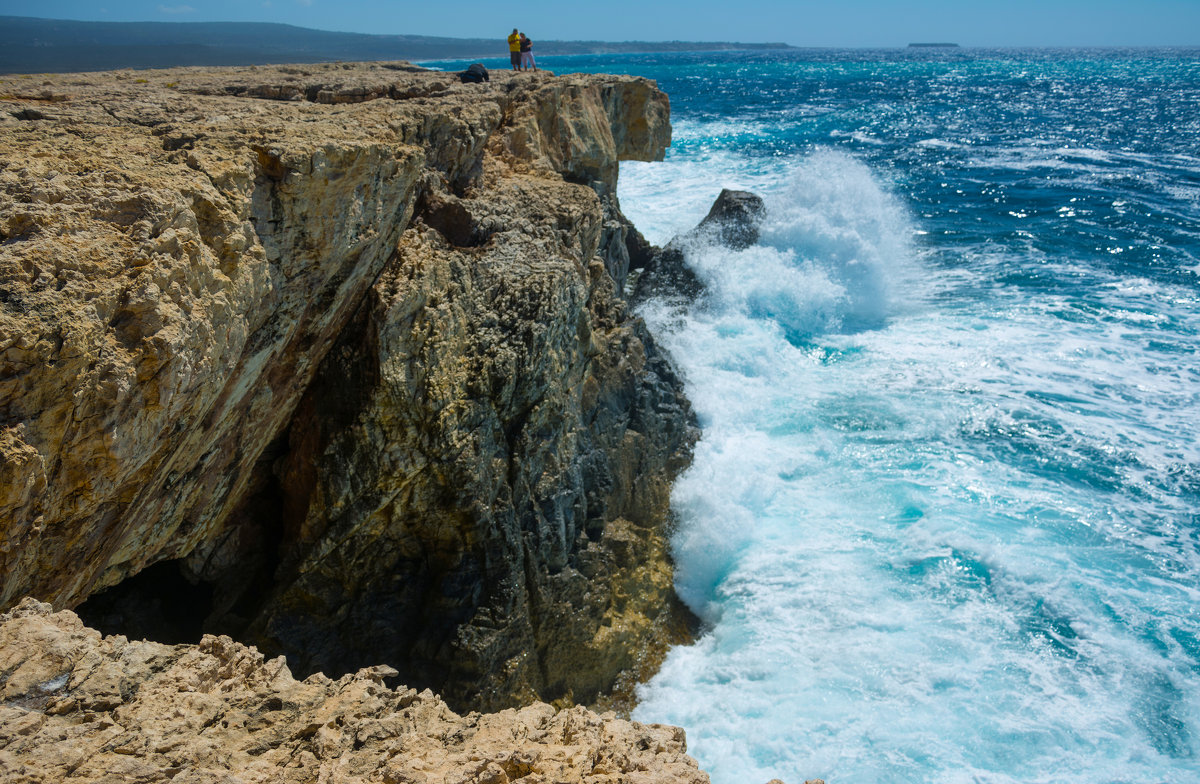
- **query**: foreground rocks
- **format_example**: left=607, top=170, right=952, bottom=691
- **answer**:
left=0, top=61, right=694, bottom=711
left=0, top=599, right=710, bottom=784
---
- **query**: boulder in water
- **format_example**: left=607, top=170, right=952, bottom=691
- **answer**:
left=631, top=188, right=766, bottom=305
left=693, top=188, right=766, bottom=249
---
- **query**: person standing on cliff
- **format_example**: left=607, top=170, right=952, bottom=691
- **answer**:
left=519, top=32, right=537, bottom=72
left=508, top=28, right=522, bottom=70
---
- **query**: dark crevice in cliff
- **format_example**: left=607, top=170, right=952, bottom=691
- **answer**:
left=205, top=437, right=291, bottom=637
left=76, top=559, right=215, bottom=646
left=416, top=189, right=489, bottom=249
left=201, top=295, right=490, bottom=689
left=75, top=436, right=292, bottom=649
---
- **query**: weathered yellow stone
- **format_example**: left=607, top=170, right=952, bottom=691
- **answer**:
left=1, top=62, right=692, bottom=712
left=0, top=600, right=711, bottom=784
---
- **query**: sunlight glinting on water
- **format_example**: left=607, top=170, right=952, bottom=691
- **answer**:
left=615, top=48, right=1200, bottom=784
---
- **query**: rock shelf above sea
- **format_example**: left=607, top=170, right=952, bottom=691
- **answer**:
left=0, top=56, right=698, bottom=734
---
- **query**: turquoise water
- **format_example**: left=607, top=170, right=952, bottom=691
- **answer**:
left=428, top=50, right=1200, bottom=783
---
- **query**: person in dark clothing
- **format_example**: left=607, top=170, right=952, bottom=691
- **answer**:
left=519, top=33, right=537, bottom=71
left=459, top=63, right=489, bottom=83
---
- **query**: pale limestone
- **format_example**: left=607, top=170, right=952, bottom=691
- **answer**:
left=0, top=599, right=710, bottom=784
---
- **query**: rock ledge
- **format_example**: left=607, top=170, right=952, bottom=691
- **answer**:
left=0, top=599, right=709, bottom=784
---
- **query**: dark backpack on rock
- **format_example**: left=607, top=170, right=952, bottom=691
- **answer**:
left=459, top=63, right=489, bottom=83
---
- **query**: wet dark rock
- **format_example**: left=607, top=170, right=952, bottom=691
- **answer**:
left=631, top=188, right=766, bottom=306
left=693, top=188, right=766, bottom=250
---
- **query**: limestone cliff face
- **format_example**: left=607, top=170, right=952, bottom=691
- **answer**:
left=0, top=599, right=709, bottom=784
left=0, top=63, right=694, bottom=711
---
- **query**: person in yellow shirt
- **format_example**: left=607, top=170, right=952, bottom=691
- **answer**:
left=508, top=29, right=522, bottom=71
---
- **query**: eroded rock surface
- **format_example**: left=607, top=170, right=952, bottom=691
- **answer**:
left=0, top=599, right=710, bottom=784
left=0, top=62, right=693, bottom=711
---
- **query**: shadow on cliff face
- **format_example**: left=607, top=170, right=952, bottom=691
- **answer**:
left=76, top=435, right=292, bottom=648
left=73, top=421, right=361, bottom=659
left=416, top=185, right=493, bottom=249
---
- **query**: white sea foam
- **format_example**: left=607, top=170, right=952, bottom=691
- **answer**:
left=915, top=138, right=965, bottom=150
left=620, top=139, right=1200, bottom=784
left=830, top=129, right=886, bottom=145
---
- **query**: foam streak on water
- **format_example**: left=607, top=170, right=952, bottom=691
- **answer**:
left=608, top=48, right=1200, bottom=784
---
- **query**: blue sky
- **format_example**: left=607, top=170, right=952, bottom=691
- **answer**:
left=2, top=0, right=1198, bottom=47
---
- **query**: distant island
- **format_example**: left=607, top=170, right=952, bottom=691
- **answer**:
left=909, top=42, right=960, bottom=47
left=0, top=16, right=795, bottom=74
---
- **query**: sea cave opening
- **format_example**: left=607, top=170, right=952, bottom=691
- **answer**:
left=75, top=558, right=216, bottom=646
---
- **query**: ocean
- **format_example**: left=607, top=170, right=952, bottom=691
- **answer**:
left=425, top=49, right=1200, bottom=784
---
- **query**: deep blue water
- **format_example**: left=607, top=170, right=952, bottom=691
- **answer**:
left=428, top=49, right=1200, bottom=784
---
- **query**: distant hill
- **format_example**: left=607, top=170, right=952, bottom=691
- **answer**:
left=0, top=16, right=794, bottom=74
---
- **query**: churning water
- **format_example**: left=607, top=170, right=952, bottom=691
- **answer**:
left=431, top=49, right=1200, bottom=783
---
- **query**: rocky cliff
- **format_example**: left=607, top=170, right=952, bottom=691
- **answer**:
left=0, top=62, right=696, bottom=713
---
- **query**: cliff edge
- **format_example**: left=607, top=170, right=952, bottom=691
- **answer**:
left=0, top=62, right=696, bottom=713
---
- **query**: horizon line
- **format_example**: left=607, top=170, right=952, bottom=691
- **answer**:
left=4, top=15, right=1198, bottom=50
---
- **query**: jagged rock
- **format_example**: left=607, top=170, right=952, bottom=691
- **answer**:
left=693, top=188, right=765, bottom=250
left=631, top=188, right=766, bottom=306
left=0, top=62, right=692, bottom=711
left=630, top=245, right=706, bottom=307
left=0, top=599, right=710, bottom=784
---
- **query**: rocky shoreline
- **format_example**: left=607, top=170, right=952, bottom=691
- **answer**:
left=0, top=57, right=845, bottom=784
left=1, top=55, right=696, bottom=727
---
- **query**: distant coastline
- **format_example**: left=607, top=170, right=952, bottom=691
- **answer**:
left=0, top=15, right=794, bottom=74
left=908, top=42, right=960, bottom=47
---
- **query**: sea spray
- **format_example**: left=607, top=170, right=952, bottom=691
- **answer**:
left=434, top=46, right=1200, bottom=784
left=636, top=150, right=916, bottom=617
left=632, top=151, right=946, bottom=783
left=633, top=154, right=1200, bottom=781
left=612, top=49, right=1200, bottom=784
